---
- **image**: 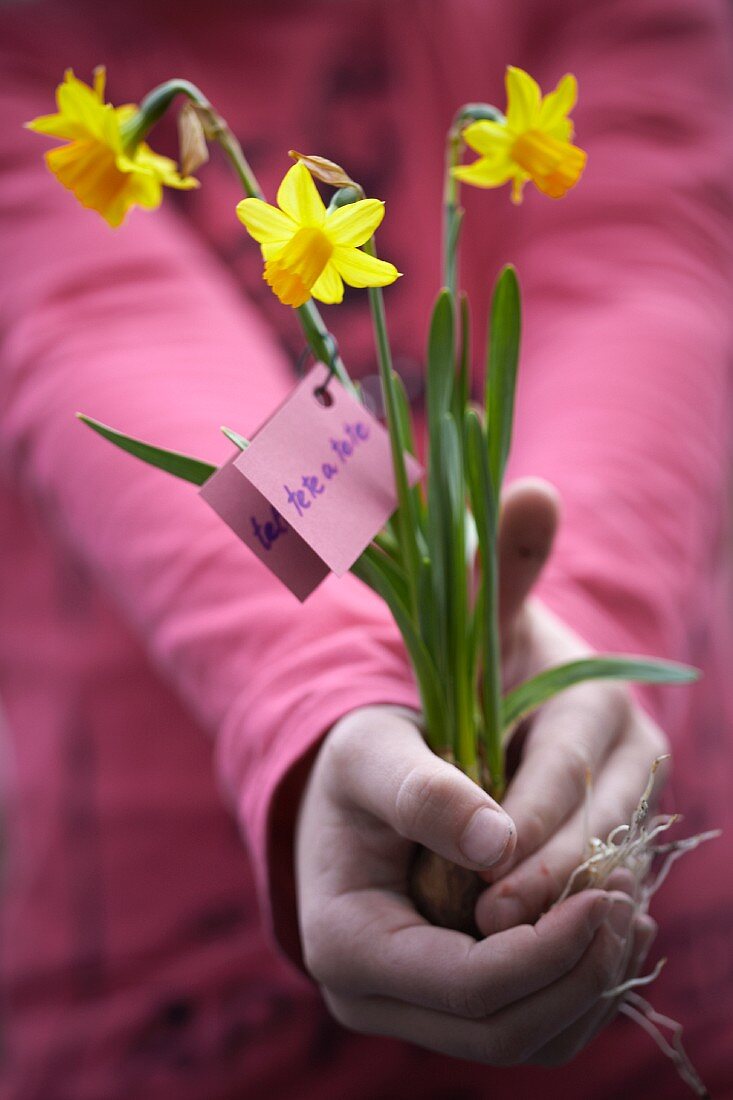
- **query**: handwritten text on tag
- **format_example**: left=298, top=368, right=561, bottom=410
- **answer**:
left=199, top=455, right=329, bottom=601
left=235, top=366, right=423, bottom=576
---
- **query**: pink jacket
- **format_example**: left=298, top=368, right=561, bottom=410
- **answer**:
left=1, top=1, right=732, bottom=1097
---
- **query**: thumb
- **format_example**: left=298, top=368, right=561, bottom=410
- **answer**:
left=326, top=706, right=516, bottom=871
left=499, top=477, right=561, bottom=631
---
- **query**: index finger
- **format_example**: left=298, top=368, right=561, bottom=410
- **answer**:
left=490, top=681, right=628, bottom=876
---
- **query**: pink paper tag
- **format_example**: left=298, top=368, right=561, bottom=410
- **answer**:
left=235, top=365, right=423, bottom=576
left=199, top=456, right=329, bottom=601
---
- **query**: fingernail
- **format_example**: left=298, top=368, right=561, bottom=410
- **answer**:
left=589, top=894, right=614, bottom=929
left=605, top=897, right=633, bottom=939
left=459, top=809, right=514, bottom=868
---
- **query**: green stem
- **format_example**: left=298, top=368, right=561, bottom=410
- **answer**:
left=363, top=238, right=421, bottom=615
left=482, top=544, right=504, bottom=798
left=443, top=118, right=464, bottom=298
left=121, top=80, right=263, bottom=198
left=297, top=301, right=358, bottom=396
left=442, top=105, right=504, bottom=305
left=121, top=79, right=357, bottom=396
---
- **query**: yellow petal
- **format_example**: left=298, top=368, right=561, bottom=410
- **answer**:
left=538, top=73, right=577, bottom=132
left=115, top=152, right=155, bottom=178
left=452, top=155, right=513, bottom=189
left=331, top=246, right=400, bottom=288
left=45, top=141, right=134, bottom=226
left=93, top=65, right=106, bottom=102
left=27, top=69, right=110, bottom=142
left=261, top=240, right=286, bottom=260
left=114, top=104, right=138, bottom=125
left=236, top=197, right=297, bottom=244
left=56, top=70, right=113, bottom=143
left=546, top=117, right=573, bottom=144
left=133, top=145, right=199, bottom=190
left=325, top=198, right=384, bottom=247
left=511, top=173, right=529, bottom=205
left=124, top=168, right=165, bottom=212
left=310, top=262, right=344, bottom=304
left=276, top=161, right=325, bottom=228
left=26, top=111, right=88, bottom=141
left=462, top=120, right=513, bottom=156
left=505, top=66, right=541, bottom=131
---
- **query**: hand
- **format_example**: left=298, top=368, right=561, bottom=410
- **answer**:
left=479, top=479, right=669, bottom=936
left=296, top=703, right=655, bottom=1064
left=293, top=478, right=660, bottom=1064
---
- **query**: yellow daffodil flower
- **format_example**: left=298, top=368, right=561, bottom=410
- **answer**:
left=454, top=66, right=587, bottom=204
left=236, top=162, right=400, bottom=308
left=26, top=68, right=198, bottom=228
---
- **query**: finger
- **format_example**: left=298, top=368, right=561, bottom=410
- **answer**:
left=486, top=680, right=629, bottom=879
left=603, top=867, right=638, bottom=897
left=477, top=731, right=661, bottom=932
left=498, top=478, right=560, bottom=630
left=324, top=707, right=515, bottom=872
left=530, top=912, right=657, bottom=1066
left=306, top=885, right=617, bottom=1014
left=321, top=903, right=630, bottom=1065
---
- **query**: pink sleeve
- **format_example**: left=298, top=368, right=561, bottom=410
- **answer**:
left=495, top=0, right=733, bottom=730
left=0, top=72, right=419, bottom=965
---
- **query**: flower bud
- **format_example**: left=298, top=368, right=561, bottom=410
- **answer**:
left=178, top=101, right=209, bottom=176
left=288, top=150, right=362, bottom=195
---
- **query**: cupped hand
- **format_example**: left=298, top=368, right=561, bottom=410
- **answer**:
left=294, top=478, right=663, bottom=1064
left=296, top=704, right=652, bottom=1064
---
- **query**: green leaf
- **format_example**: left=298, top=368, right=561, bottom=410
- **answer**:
left=362, top=542, right=411, bottom=608
left=391, top=369, right=416, bottom=457
left=373, top=527, right=400, bottom=559
left=427, top=288, right=455, bottom=439
left=391, top=369, right=427, bottom=553
left=417, top=555, right=438, bottom=662
left=352, top=548, right=447, bottom=747
left=438, top=412, right=463, bottom=519
left=452, top=291, right=471, bottom=424
left=501, top=656, right=700, bottom=738
left=464, top=409, right=497, bottom=540
left=485, top=265, right=521, bottom=495
left=424, top=291, right=457, bottom=701
left=438, top=413, right=474, bottom=769
left=77, top=414, right=215, bottom=486
left=221, top=426, right=249, bottom=450
left=425, top=447, right=448, bottom=682
left=464, top=410, right=503, bottom=787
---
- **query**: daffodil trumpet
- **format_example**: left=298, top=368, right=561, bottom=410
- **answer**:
left=236, top=161, right=400, bottom=309
left=26, top=68, right=199, bottom=228
left=453, top=65, right=587, bottom=205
